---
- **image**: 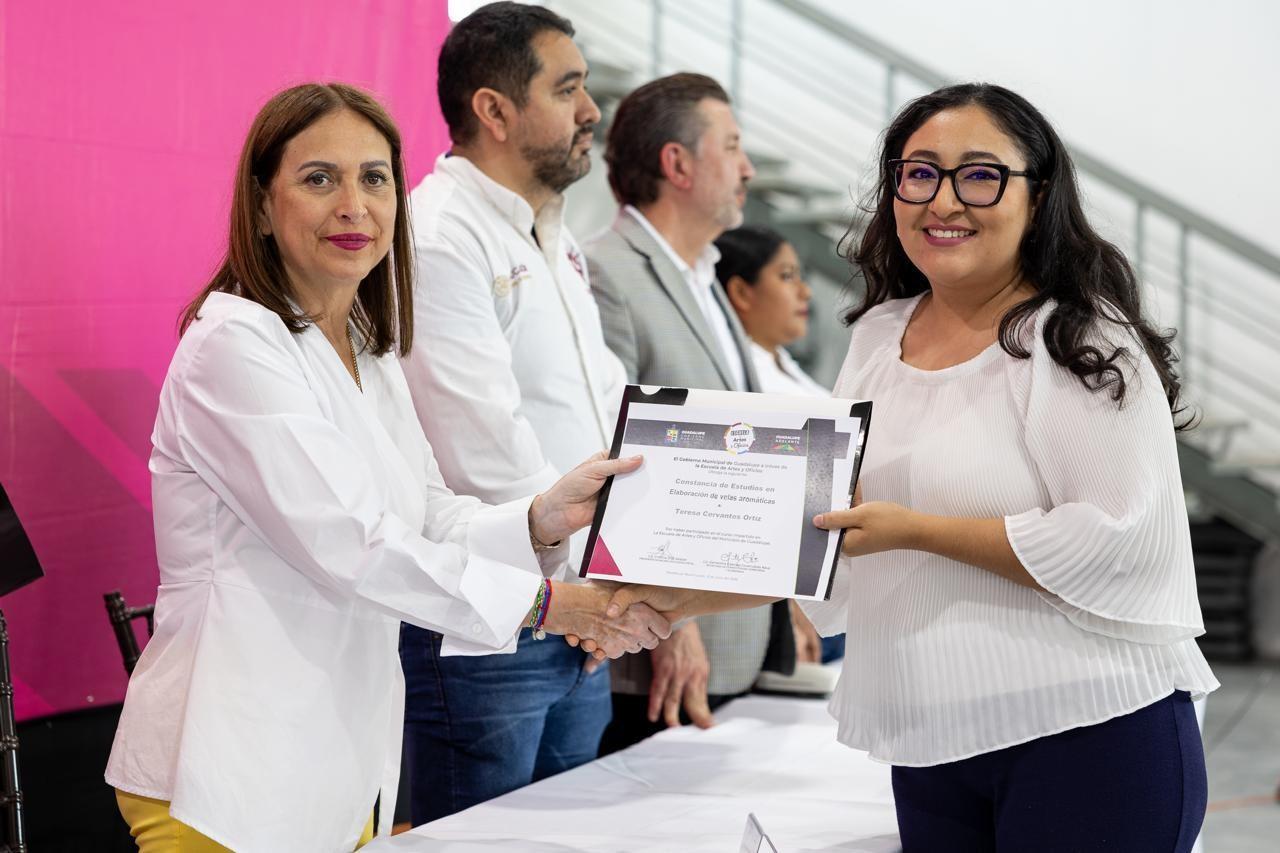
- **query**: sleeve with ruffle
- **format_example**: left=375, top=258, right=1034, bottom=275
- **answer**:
left=1004, top=315, right=1203, bottom=644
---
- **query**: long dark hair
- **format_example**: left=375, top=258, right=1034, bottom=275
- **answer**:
left=845, top=83, right=1186, bottom=423
left=181, top=83, right=415, bottom=357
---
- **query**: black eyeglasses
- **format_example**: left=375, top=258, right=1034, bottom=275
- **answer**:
left=888, top=159, right=1032, bottom=207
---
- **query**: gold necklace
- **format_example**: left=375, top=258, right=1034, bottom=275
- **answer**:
left=346, top=326, right=363, bottom=393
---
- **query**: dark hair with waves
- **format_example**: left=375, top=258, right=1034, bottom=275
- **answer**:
left=844, top=82, right=1187, bottom=425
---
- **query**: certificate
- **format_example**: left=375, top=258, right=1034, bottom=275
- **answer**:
left=580, top=386, right=871, bottom=600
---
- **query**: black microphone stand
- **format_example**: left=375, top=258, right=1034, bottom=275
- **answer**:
left=0, top=481, right=44, bottom=853
left=0, top=608, right=24, bottom=853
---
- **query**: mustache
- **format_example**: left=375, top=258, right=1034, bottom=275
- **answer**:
left=574, top=123, right=596, bottom=142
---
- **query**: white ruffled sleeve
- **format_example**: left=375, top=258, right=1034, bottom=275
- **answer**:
left=1004, top=315, right=1204, bottom=644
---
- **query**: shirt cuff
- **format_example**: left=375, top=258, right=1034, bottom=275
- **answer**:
left=441, top=496, right=544, bottom=657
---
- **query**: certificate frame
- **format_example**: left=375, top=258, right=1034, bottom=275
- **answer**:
left=579, top=385, right=872, bottom=600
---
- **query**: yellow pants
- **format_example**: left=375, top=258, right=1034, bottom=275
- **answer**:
left=115, top=790, right=375, bottom=851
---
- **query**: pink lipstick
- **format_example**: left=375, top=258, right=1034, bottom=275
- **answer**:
left=326, top=233, right=371, bottom=251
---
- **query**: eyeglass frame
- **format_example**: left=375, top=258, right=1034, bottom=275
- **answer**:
left=886, top=158, right=1033, bottom=208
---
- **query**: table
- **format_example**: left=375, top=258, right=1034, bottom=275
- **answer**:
left=366, top=693, right=901, bottom=852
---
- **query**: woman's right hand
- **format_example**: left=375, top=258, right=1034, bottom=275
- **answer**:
left=528, top=453, right=643, bottom=547
left=543, top=582, right=671, bottom=659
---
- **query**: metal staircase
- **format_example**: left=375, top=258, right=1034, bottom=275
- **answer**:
left=550, top=0, right=1280, bottom=563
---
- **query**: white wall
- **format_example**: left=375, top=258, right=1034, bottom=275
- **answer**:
left=811, top=0, right=1280, bottom=254
left=461, top=0, right=1280, bottom=254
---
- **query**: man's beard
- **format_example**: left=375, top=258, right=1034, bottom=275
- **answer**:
left=522, top=125, right=594, bottom=194
left=712, top=183, right=749, bottom=231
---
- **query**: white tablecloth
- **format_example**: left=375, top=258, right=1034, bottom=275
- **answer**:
left=366, top=694, right=901, bottom=852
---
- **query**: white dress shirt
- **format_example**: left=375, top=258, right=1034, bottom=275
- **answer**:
left=403, top=154, right=627, bottom=572
left=623, top=205, right=749, bottom=391
left=105, top=293, right=554, bottom=852
left=801, top=295, right=1218, bottom=766
left=750, top=341, right=830, bottom=397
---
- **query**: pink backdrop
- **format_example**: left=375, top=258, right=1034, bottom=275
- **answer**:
left=0, top=0, right=452, bottom=719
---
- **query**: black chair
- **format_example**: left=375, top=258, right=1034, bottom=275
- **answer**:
left=103, top=591, right=154, bottom=676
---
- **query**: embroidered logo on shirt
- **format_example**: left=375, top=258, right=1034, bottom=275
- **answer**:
left=566, top=248, right=585, bottom=280
left=493, top=264, right=530, bottom=297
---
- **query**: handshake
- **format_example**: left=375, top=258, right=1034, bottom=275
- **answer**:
left=541, top=581, right=683, bottom=660
left=526, top=451, right=775, bottom=659
left=525, top=453, right=673, bottom=658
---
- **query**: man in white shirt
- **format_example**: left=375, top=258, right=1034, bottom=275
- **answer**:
left=398, top=2, right=626, bottom=824
left=582, top=73, right=796, bottom=752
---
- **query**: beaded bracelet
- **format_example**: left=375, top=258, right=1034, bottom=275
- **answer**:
left=528, top=581, right=545, bottom=628
left=530, top=578, right=552, bottom=640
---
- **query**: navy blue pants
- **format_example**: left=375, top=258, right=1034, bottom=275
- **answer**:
left=892, top=691, right=1206, bottom=852
left=399, top=624, right=611, bottom=825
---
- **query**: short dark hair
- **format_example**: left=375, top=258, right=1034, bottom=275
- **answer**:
left=605, top=73, right=730, bottom=207
left=437, top=2, right=575, bottom=145
left=181, top=83, right=415, bottom=357
left=846, top=82, right=1185, bottom=420
left=714, top=225, right=787, bottom=290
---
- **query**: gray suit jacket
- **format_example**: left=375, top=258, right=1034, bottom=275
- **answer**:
left=584, top=210, right=773, bottom=696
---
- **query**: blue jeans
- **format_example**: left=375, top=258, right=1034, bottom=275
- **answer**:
left=398, top=623, right=611, bottom=825
left=820, top=633, right=846, bottom=663
left=891, top=690, right=1206, bottom=852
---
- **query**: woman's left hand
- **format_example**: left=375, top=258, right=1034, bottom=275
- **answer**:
left=529, top=452, right=643, bottom=546
left=813, top=501, right=920, bottom=557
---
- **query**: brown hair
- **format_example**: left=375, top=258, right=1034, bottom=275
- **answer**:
left=180, top=82, right=414, bottom=357
left=604, top=73, right=730, bottom=207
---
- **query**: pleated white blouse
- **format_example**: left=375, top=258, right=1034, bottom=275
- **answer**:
left=801, top=294, right=1218, bottom=766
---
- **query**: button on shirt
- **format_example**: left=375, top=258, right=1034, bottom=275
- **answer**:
left=404, top=155, right=627, bottom=573
left=623, top=205, right=749, bottom=391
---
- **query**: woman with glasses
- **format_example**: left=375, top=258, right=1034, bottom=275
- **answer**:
left=606, top=83, right=1215, bottom=851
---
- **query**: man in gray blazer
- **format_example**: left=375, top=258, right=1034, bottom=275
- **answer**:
left=583, top=73, right=794, bottom=752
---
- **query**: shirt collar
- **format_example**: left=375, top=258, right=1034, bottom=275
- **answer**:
left=753, top=340, right=810, bottom=384
left=438, top=152, right=565, bottom=238
left=623, top=205, right=720, bottom=286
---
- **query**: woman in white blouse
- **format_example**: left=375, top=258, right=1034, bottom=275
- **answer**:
left=713, top=225, right=843, bottom=667
left=104, top=83, right=669, bottom=853
left=607, top=83, right=1215, bottom=851
left=713, top=225, right=828, bottom=398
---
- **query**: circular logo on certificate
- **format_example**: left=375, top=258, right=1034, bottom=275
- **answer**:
left=724, top=422, right=755, bottom=454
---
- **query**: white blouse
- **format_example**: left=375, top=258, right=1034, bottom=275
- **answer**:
left=750, top=341, right=831, bottom=398
left=105, top=293, right=554, bottom=852
left=801, top=295, right=1217, bottom=766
